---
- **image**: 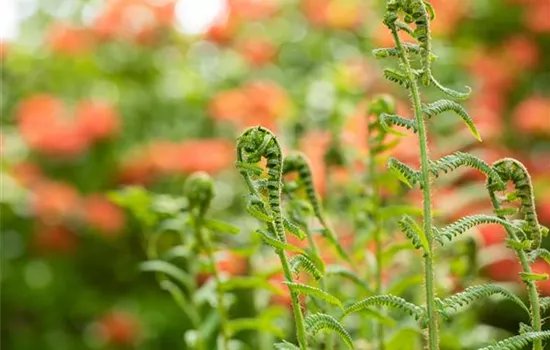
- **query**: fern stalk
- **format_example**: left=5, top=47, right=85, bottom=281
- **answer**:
left=488, top=190, right=542, bottom=350
left=389, top=23, right=439, bottom=350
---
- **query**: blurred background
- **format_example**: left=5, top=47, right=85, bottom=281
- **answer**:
left=1, top=0, right=549, bottom=349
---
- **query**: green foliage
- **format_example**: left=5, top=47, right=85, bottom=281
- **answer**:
left=429, top=152, right=505, bottom=188
left=343, top=295, right=425, bottom=321
left=283, top=282, right=343, bottom=309
left=423, top=100, right=481, bottom=141
left=305, top=313, right=354, bottom=349
left=437, top=285, right=529, bottom=317
left=289, top=254, right=323, bottom=281
left=478, top=331, right=550, bottom=350
left=434, top=215, right=523, bottom=243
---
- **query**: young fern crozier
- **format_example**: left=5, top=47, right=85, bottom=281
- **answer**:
left=237, top=126, right=353, bottom=349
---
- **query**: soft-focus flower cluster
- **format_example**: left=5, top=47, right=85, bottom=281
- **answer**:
left=17, top=94, right=120, bottom=158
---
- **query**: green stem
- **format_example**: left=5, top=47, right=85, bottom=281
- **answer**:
left=489, top=192, right=542, bottom=350
left=237, top=152, right=308, bottom=349
left=278, top=250, right=309, bottom=350
left=195, top=213, right=230, bottom=350
left=390, top=26, right=439, bottom=349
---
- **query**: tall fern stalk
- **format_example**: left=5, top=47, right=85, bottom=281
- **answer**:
left=384, top=3, right=439, bottom=348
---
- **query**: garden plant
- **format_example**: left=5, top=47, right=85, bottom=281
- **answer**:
left=3, top=0, right=550, bottom=350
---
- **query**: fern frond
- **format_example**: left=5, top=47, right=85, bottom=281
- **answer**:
left=438, top=284, right=528, bottom=315
left=383, top=68, right=411, bottom=88
left=428, top=152, right=505, bottom=189
left=478, top=331, right=550, bottom=350
left=429, top=75, right=471, bottom=100
left=373, top=43, right=423, bottom=59
left=528, top=249, right=550, bottom=264
left=399, top=215, right=430, bottom=254
left=379, top=113, right=418, bottom=135
left=282, top=282, right=343, bottom=309
left=343, top=295, right=424, bottom=321
left=245, top=195, right=272, bottom=222
left=539, top=297, right=550, bottom=312
left=305, top=313, right=354, bottom=349
left=492, top=158, right=545, bottom=249
left=434, top=215, right=523, bottom=243
left=283, top=217, right=306, bottom=240
left=289, top=254, right=323, bottom=281
left=423, top=100, right=480, bottom=141
left=388, top=157, right=420, bottom=188
left=395, top=21, right=415, bottom=36
left=256, top=229, right=305, bottom=254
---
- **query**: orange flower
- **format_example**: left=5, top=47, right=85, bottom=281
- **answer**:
left=476, top=224, right=507, bottom=247
left=503, top=35, right=540, bottom=70
left=93, top=0, right=175, bottom=43
left=209, top=89, right=248, bottom=122
left=209, top=80, right=290, bottom=131
left=96, top=311, right=141, bottom=346
left=429, top=0, right=469, bottom=36
left=31, top=181, right=80, bottom=223
left=483, top=258, right=522, bottom=283
left=75, top=100, right=121, bottom=141
left=237, top=37, right=276, bottom=67
left=17, top=94, right=90, bottom=157
left=82, top=194, right=126, bottom=236
left=244, top=81, right=290, bottom=125
left=532, top=259, right=550, bottom=295
left=33, top=225, right=78, bottom=255
left=525, top=1, right=550, bottom=33
left=47, top=22, right=94, bottom=55
left=144, top=138, right=234, bottom=176
left=324, top=0, right=365, bottom=30
left=197, top=250, right=247, bottom=285
left=302, top=0, right=365, bottom=30
left=118, top=155, right=157, bottom=184
left=17, top=94, right=64, bottom=146
left=513, top=96, right=550, bottom=135
left=176, top=139, right=234, bottom=174
left=229, top=0, right=279, bottom=20
left=205, top=14, right=240, bottom=44
left=302, top=0, right=330, bottom=26
left=466, top=50, right=516, bottom=95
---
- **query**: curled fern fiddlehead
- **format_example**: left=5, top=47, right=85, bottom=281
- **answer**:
left=236, top=126, right=309, bottom=350
left=490, top=158, right=545, bottom=250
left=283, top=152, right=349, bottom=260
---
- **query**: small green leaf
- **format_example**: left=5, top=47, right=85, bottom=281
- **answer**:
left=282, top=282, right=343, bottom=309
left=519, top=272, right=549, bottom=281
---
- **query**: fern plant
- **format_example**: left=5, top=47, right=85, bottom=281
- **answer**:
left=374, top=1, right=550, bottom=349
left=236, top=126, right=354, bottom=349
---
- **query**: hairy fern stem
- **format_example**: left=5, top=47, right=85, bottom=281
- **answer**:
left=389, top=21, right=439, bottom=350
